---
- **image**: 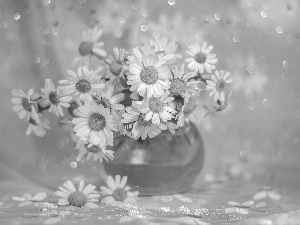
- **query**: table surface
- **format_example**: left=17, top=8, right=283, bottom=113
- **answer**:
left=0, top=163, right=300, bottom=225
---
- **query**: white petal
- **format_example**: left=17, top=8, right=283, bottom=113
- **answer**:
left=101, top=196, right=115, bottom=204
left=119, top=176, right=128, bottom=188
left=58, top=198, right=69, bottom=206
left=253, top=191, right=267, bottom=200
left=82, top=184, right=96, bottom=195
left=64, top=181, right=76, bottom=193
left=85, top=202, right=99, bottom=208
left=78, top=180, right=84, bottom=192
left=32, top=192, right=47, bottom=201
left=55, top=191, right=69, bottom=198
left=100, top=186, right=113, bottom=195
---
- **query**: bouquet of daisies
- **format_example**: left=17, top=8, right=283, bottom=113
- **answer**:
left=11, top=27, right=233, bottom=164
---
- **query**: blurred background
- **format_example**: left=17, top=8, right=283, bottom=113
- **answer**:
left=0, top=0, right=300, bottom=197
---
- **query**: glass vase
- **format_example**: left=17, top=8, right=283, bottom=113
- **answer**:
left=103, top=121, right=205, bottom=195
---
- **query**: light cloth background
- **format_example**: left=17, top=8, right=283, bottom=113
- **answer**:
left=0, top=0, right=300, bottom=224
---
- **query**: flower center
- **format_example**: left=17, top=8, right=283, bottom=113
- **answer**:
left=216, top=80, right=226, bottom=91
left=85, top=144, right=101, bottom=153
left=183, top=97, right=197, bottom=115
left=112, top=188, right=127, bottom=201
left=22, top=98, right=32, bottom=112
left=194, top=52, right=207, bottom=64
left=109, top=60, right=123, bottom=76
left=68, top=191, right=86, bottom=207
left=100, top=98, right=111, bottom=109
left=79, top=41, right=94, bottom=56
left=169, top=79, right=186, bottom=96
left=137, top=113, right=152, bottom=127
left=148, top=98, right=164, bottom=113
left=49, top=92, right=60, bottom=105
left=68, top=101, right=79, bottom=117
left=89, top=113, right=106, bottom=131
left=76, top=79, right=91, bottom=93
left=140, top=66, right=158, bottom=84
left=29, top=117, right=38, bottom=126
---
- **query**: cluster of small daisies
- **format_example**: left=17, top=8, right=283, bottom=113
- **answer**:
left=11, top=26, right=233, bottom=163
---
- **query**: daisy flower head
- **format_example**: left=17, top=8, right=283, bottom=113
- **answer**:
left=127, top=48, right=171, bottom=98
left=105, top=47, right=128, bottom=80
left=40, top=79, right=72, bottom=117
left=122, top=106, right=167, bottom=140
left=206, top=70, right=233, bottom=102
left=59, top=66, right=105, bottom=102
left=100, top=175, right=139, bottom=205
left=75, top=27, right=107, bottom=66
left=75, top=140, right=114, bottom=163
left=185, top=42, right=218, bottom=73
left=253, top=186, right=281, bottom=200
left=96, top=83, right=125, bottom=112
left=11, top=89, right=40, bottom=123
left=225, top=200, right=266, bottom=214
left=134, top=91, right=176, bottom=125
left=26, top=116, right=51, bottom=137
left=55, top=180, right=100, bottom=209
left=72, top=100, right=116, bottom=146
left=12, top=192, right=47, bottom=206
left=146, top=36, right=181, bottom=63
left=177, top=95, right=197, bottom=127
left=169, top=64, right=200, bottom=98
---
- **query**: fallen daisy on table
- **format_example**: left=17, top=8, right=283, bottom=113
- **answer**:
left=253, top=186, right=281, bottom=200
left=100, top=175, right=139, bottom=205
left=55, top=180, right=100, bottom=210
left=12, top=192, right=47, bottom=207
left=224, top=200, right=266, bottom=214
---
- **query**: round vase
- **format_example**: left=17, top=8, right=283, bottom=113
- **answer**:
left=103, top=121, right=205, bottom=195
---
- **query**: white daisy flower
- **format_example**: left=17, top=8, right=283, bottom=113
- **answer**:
left=134, top=91, right=176, bottom=125
left=105, top=47, right=128, bottom=80
left=59, top=66, right=105, bottom=102
left=169, top=64, right=200, bottom=98
left=96, top=84, right=125, bottom=112
left=100, top=175, right=139, bottom=205
left=75, top=27, right=107, bottom=66
left=206, top=70, right=233, bottom=102
left=12, top=192, right=47, bottom=206
left=72, top=100, right=116, bottom=146
left=253, top=186, right=281, bottom=200
left=143, top=36, right=181, bottom=62
left=177, top=96, right=197, bottom=127
left=122, top=106, right=167, bottom=140
left=26, top=116, right=51, bottom=137
left=127, top=48, right=171, bottom=98
left=55, top=180, right=100, bottom=210
left=11, top=89, right=40, bottom=123
left=75, top=140, right=114, bottom=163
left=224, top=200, right=266, bottom=214
left=152, top=36, right=178, bottom=55
left=40, top=79, right=72, bottom=117
left=185, top=42, right=218, bottom=73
